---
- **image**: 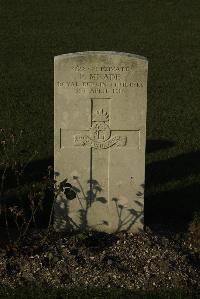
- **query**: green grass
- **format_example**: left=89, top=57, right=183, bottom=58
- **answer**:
left=0, top=0, right=200, bottom=230
left=0, top=286, right=198, bottom=299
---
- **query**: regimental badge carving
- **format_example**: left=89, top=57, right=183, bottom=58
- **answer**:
left=74, top=109, right=127, bottom=149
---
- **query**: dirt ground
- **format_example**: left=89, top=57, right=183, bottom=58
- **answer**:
left=0, top=227, right=199, bottom=296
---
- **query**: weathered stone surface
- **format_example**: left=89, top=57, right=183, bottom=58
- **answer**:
left=54, top=51, right=148, bottom=233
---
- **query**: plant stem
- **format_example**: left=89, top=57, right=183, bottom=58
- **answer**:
left=21, top=206, right=39, bottom=240
left=0, top=162, right=8, bottom=197
left=4, top=207, right=11, bottom=243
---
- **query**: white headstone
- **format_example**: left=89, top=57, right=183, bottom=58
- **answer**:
left=54, top=51, right=148, bottom=233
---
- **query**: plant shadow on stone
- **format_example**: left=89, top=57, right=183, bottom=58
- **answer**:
left=1, top=135, right=199, bottom=244
left=54, top=174, right=143, bottom=234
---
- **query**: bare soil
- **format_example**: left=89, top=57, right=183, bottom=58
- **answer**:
left=0, top=227, right=199, bottom=296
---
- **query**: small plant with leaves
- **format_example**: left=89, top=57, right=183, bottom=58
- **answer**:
left=0, top=127, right=77, bottom=250
left=0, top=128, right=38, bottom=197
left=0, top=128, right=53, bottom=246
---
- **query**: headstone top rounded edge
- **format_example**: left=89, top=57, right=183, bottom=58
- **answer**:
left=54, top=51, right=148, bottom=62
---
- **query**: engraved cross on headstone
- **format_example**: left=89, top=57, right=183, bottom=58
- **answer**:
left=60, top=98, right=140, bottom=205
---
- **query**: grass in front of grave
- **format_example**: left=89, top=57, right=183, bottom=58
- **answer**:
left=0, top=286, right=198, bottom=299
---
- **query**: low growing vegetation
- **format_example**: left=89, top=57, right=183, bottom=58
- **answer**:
left=0, top=128, right=199, bottom=298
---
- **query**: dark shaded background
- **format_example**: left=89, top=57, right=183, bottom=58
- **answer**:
left=0, top=0, right=200, bottom=231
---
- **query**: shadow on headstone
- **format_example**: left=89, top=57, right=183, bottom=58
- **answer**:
left=54, top=175, right=143, bottom=233
left=1, top=143, right=200, bottom=234
left=54, top=176, right=108, bottom=231
left=112, top=195, right=144, bottom=233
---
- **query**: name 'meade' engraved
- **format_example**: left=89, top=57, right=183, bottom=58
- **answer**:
left=57, top=63, right=143, bottom=94
left=89, top=73, right=121, bottom=80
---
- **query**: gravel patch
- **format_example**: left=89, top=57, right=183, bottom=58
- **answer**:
left=0, top=227, right=199, bottom=293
